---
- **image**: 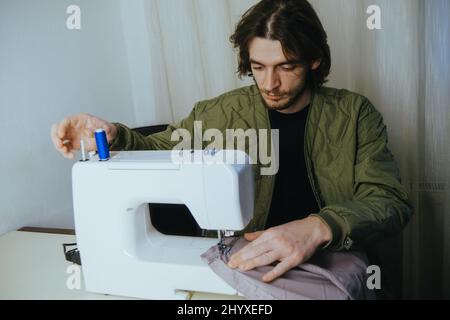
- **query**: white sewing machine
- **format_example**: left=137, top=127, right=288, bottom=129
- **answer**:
left=72, top=149, right=254, bottom=300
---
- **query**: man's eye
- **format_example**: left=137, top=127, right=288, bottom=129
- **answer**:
left=280, top=65, right=296, bottom=71
left=252, top=65, right=263, bottom=71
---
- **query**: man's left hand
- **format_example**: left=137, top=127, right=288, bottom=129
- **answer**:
left=227, top=216, right=332, bottom=283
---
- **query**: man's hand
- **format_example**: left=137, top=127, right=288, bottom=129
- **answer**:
left=228, top=216, right=332, bottom=283
left=51, top=113, right=117, bottom=159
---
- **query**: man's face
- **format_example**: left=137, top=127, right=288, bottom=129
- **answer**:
left=249, top=37, right=310, bottom=112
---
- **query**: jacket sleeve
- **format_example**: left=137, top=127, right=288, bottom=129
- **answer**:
left=312, top=99, right=414, bottom=251
left=109, top=102, right=201, bottom=151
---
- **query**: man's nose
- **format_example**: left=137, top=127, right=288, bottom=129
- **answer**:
left=263, top=69, right=281, bottom=93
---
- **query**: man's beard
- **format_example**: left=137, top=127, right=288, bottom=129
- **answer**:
left=255, top=77, right=309, bottom=112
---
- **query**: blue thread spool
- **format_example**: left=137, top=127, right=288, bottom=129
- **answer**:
left=95, top=129, right=110, bottom=161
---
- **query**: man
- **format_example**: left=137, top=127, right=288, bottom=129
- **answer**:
left=51, top=0, right=412, bottom=285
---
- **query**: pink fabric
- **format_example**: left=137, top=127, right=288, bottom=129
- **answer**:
left=201, top=237, right=376, bottom=300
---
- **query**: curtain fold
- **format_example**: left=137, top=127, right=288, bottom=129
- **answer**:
left=421, top=0, right=450, bottom=299
left=138, top=0, right=449, bottom=298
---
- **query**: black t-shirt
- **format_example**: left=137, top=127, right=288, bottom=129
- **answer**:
left=265, top=104, right=320, bottom=229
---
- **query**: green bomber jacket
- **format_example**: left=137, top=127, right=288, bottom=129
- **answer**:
left=109, top=85, right=413, bottom=251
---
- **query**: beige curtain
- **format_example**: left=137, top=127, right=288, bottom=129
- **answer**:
left=141, top=0, right=257, bottom=121
left=139, top=0, right=450, bottom=298
left=310, top=0, right=450, bottom=299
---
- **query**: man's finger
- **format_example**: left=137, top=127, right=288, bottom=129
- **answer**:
left=60, top=144, right=74, bottom=159
left=262, top=257, right=297, bottom=283
left=61, top=144, right=73, bottom=158
left=246, top=228, right=279, bottom=247
left=51, top=124, right=63, bottom=149
left=237, top=250, right=279, bottom=272
left=57, top=118, right=70, bottom=139
left=228, top=240, right=271, bottom=268
left=64, top=152, right=75, bottom=160
left=83, top=126, right=95, bottom=140
left=244, top=231, right=264, bottom=242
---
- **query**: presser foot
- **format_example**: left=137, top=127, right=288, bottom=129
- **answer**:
left=217, top=230, right=237, bottom=256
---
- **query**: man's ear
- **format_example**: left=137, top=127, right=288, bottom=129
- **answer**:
left=311, top=59, right=321, bottom=71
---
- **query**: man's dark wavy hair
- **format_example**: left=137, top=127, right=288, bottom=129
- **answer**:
left=230, top=0, right=331, bottom=89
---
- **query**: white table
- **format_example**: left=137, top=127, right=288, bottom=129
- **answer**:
left=0, top=230, right=241, bottom=300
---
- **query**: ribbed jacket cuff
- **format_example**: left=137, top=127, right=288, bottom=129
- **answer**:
left=310, top=209, right=345, bottom=250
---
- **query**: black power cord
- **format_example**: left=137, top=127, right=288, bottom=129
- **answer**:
left=62, top=243, right=82, bottom=265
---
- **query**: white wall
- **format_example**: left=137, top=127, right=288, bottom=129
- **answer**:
left=0, top=0, right=140, bottom=234
left=0, top=0, right=255, bottom=236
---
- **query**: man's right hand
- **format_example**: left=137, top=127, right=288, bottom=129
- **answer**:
left=51, top=113, right=117, bottom=159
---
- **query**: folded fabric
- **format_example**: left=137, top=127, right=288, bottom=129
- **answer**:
left=201, top=237, right=376, bottom=300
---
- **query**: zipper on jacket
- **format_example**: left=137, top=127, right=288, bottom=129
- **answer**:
left=304, top=92, right=323, bottom=211
left=261, top=104, right=276, bottom=230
